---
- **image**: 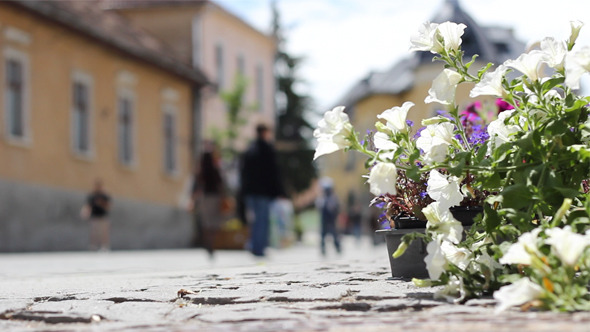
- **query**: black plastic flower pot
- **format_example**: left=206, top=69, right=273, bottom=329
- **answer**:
left=376, top=217, right=428, bottom=279
left=450, top=205, right=483, bottom=226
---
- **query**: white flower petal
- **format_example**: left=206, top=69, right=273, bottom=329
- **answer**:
left=505, top=50, right=547, bottom=81
left=313, top=106, right=353, bottom=159
left=425, top=69, right=462, bottom=105
left=437, top=21, right=467, bottom=52
left=545, top=226, right=590, bottom=266
left=541, top=37, right=567, bottom=70
left=427, top=170, right=463, bottom=209
left=409, top=21, right=439, bottom=53
left=377, top=101, right=414, bottom=134
left=494, top=278, right=543, bottom=313
left=367, top=162, right=397, bottom=196
left=499, top=228, right=542, bottom=265
left=565, top=46, right=590, bottom=90
left=470, top=65, right=507, bottom=98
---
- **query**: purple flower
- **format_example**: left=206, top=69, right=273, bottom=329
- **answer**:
left=406, top=120, right=414, bottom=127
left=413, top=126, right=426, bottom=139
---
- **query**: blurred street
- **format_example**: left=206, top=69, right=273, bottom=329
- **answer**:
left=2, top=235, right=589, bottom=332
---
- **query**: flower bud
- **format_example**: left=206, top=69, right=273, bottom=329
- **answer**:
left=412, top=278, right=432, bottom=287
left=568, top=20, right=584, bottom=50
left=392, top=241, right=408, bottom=258
left=421, top=116, right=449, bottom=126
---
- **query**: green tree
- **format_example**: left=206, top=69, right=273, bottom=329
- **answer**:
left=272, top=0, right=316, bottom=195
left=213, top=73, right=250, bottom=161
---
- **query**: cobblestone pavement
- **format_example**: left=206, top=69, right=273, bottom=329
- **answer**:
left=1, top=237, right=589, bottom=331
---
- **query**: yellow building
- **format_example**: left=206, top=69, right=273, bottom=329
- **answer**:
left=0, top=1, right=208, bottom=251
left=105, top=0, right=278, bottom=157
left=321, top=0, right=525, bottom=212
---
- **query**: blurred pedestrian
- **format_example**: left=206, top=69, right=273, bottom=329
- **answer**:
left=240, top=124, right=284, bottom=257
left=347, top=192, right=363, bottom=243
left=191, top=142, right=226, bottom=259
left=317, top=178, right=341, bottom=256
left=81, top=178, right=111, bottom=251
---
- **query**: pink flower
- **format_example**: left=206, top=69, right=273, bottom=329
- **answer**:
left=495, top=98, right=514, bottom=114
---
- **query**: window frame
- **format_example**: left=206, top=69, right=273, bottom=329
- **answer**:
left=70, top=70, right=94, bottom=159
left=215, top=43, right=225, bottom=90
left=117, top=87, right=136, bottom=167
left=3, top=47, right=31, bottom=145
left=162, top=103, right=178, bottom=176
left=256, top=63, right=264, bottom=113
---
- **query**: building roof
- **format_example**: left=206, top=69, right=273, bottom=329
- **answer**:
left=337, top=0, right=525, bottom=108
left=6, top=0, right=209, bottom=86
left=102, top=0, right=273, bottom=40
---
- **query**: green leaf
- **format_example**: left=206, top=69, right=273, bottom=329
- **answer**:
left=541, top=77, right=565, bottom=92
left=500, top=183, right=533, bottom=210
left=477, top=62, right=493, bottom=79
left=482, top=203, right=502, bottom=233
left=465, top=54, right=479, bottom=70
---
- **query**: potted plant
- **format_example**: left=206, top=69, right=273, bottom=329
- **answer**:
left=372, top=103, right=489, bottom=278
left=314, top=20, right=590, bottom=311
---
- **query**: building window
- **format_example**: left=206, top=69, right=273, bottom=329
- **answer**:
left=256, top=64, right=264, bottom=113
left=4, top=48, right=29, bottom=142
left=118, top=94, right=134, bottom=165
left=163, top=105, right=177, bottom=174
left=237, top=54, right=245, bottom=76
left=215, top=44, right=224, bottom=90
left=71, top=72, right=93, bottom=156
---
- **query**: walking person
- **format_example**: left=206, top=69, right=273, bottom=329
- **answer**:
left=191, top=142, right=227, bottom=259
left=317, top=178, right=341, bottom=256
left=240, top=124, right=284, bottom=257
left=81, top=178, right=111, bottom=251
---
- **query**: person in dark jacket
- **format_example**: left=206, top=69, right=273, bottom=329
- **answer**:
left=191, top=143, right=225, bottom=258
left=81, top=178, right=111, bottom=251
left=240, top=124, right=284, bottom=257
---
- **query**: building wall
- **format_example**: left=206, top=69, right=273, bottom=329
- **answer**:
left=115, top=2, right=277, bottom=152
left=0, top=4, right=195, bottom=251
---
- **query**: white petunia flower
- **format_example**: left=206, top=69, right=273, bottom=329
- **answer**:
left=541, top=37, right=567, bottom=70
left=487, top=110, right=522, bottom=151
left=410, top=21, right=440, bottom=52
left=436, top=21, right=467, bottom=53
left=545, top=226, right=590, bottom=267
left=422, top=202, right=463, bottom=244
left=499, top=228, right=542, bottom=265
left=470, top=65, right=508, bottom=98
left=441, top=240, right=471, bottom=270
left=565, top=46, right=590, bottom=90
left=434, top=275, right=465, bottom=302
left=409, top=21, right=466, bottom=55
left=373, top=132, right=398, bottom=160
left=425, top=69, right=463, bottom=105
left=313, top=106, right=353, bottom=159
left=377, top=101, right=414, bottom=134
left=475, top=250, right=503, bottom=272
left=367, top=162, right=397, bottom=196
left=505, top=50, right=547, bottom=81
left=494, top=278, right=544, bottom=313
left=427, top=170, right=464, bottom=209
left=416, top=122, right=455, bottom=164
left=425, top=235, right=446, bottom=280
left=568, top=20, right=584, bottom=47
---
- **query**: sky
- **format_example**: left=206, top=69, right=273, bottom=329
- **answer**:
left=216, top=0, right=590, bottom=112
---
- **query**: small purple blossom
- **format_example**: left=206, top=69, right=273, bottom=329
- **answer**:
left=406, top=120, right=414, bottom=127
left=413, top=126, right=426, bottom=139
